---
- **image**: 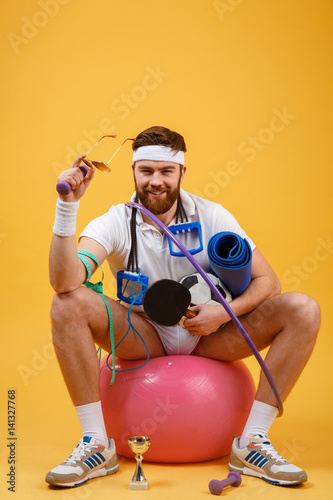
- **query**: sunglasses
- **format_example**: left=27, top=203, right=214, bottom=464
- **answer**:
left=82, top=135, right=135, bottom=172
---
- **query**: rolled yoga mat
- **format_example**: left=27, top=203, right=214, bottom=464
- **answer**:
left=207, top=232, right=252, bottom=297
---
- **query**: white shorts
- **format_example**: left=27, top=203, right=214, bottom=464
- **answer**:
left=144, top=318, right=202, bottom=355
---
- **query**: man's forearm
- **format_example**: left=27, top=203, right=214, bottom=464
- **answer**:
left=49, top=234, right=85, bottom=293
left=225, top=247, right=282, bottom=321
left=227, top=275, right=281, bottom=321
left=49, top=198, right=85, bottom=293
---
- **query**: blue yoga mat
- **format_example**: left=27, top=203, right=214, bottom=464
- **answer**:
left=207, top=232, right=252, bottom=297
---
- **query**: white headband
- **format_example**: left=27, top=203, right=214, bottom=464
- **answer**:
left=132, top=145, right=185, bottom=165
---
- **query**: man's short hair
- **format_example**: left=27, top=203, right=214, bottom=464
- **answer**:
left=132, top=126, right=187, bottom=154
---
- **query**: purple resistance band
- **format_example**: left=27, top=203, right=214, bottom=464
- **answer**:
left=126, top=201, right=283, bottom=417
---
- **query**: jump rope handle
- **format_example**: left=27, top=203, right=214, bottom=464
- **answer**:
left=56, top=165, right=90, bottom=195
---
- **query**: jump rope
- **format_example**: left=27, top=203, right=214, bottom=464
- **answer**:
left=77, top=249, right=150, bottom=386
left=78, top=201, right=283, bottom=416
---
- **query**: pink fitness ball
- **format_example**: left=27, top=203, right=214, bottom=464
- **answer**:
left=100, top=355, right=255, bottom=463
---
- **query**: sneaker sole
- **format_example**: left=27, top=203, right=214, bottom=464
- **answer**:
left=229, top=462, right=307, bottom=486
left=46, top=463, right=119, bottom=488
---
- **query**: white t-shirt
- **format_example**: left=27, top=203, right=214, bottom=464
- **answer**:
left=80, top=188, right=255, bottom=295
left=80, top=189, right=256, bottom=355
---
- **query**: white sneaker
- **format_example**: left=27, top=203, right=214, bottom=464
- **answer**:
left=46, top=436, right=119, bottom=487
left=229, top=434, right=307, bottom=486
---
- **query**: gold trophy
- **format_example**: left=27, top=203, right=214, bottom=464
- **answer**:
left=128, top=436, right=151, bottom=490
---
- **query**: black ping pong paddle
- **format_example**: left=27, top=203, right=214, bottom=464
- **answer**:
left=143, top=279, right=197, bottom=326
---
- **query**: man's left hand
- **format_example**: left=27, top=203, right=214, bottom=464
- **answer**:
left=182, top=304, right=230, bottom=335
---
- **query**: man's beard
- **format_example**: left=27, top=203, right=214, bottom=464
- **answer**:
left=134, top=177, right=181, bottom=216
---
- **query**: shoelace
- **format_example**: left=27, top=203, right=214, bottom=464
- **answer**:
left=64, top=439, right=96, bottom=465
left=250, top=436, right=286, bottom=463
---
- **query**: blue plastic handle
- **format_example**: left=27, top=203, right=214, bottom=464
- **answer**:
left=167, top=222, right=203, bottom=256
left=117, top=270, right=149, bottom=305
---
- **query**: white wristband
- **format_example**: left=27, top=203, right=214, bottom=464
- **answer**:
left=53, top=198, right=80, bottom=237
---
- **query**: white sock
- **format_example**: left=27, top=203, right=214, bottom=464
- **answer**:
left=239, top=400, right=278, bottom=448
left=74, top=401, right=109, bottom=448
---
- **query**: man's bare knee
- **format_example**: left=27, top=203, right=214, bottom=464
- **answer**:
left=285, top=292, right=321, bottom=341
left=51, top=288, right=120, bottom=354
left=51, top=289, right=84, bottom=325
left=50, top=288, right=95, bottom=346
left=300, top=293, right=321, bottom=331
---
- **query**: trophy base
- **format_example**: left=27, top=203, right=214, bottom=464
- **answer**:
left=129, top=479, right=148, bottom=490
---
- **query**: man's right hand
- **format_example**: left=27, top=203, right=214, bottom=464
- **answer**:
left=57, top=155, right=95, bottom=202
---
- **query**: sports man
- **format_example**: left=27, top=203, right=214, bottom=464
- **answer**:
left=46, top=126, right=320, bottom=487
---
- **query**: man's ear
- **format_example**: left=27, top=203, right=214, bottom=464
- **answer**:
left=180, top=164, right=186, bottom=183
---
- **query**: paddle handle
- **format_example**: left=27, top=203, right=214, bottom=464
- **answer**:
left=185, top=309, right=197, bottom=319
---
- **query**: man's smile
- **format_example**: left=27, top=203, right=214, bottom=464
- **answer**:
left=147, top=190, right=167, bottom=198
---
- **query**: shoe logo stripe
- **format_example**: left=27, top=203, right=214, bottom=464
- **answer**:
left=245, top=451, right=257, bottom=462
left=93, top=455, right=102, bottom=466
left=90, top=455, right=102, bottom=467
left=83, top=451, right=107, bottom=471
left=246, top=451, right=262, bottom=464
left=84, top=459, right=95, bottom=470
left=85, top=456, right=99, bottom=468
left=256, top=456, right=268, bottom=468
left=253, top=455, right=266, bottom=467
left=96, top=452, right=106, bottom=463
left=249, top=453, right=261, bottom=464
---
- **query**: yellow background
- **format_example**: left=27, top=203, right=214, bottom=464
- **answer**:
left=1, top=0, right=332, bottom=499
